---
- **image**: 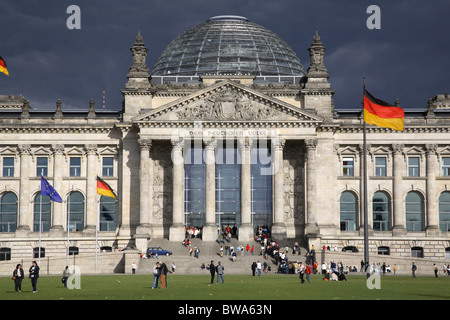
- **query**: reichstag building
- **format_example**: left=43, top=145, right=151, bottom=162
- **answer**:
left=1, top=15, right=449, bottom=260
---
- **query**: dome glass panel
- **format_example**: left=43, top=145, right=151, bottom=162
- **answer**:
left=151, top=16, right=304, bottom=77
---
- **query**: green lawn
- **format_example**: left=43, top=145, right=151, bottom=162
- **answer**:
left=1, top=274, right=449, bottom=300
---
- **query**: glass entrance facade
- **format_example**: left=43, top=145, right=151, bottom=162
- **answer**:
left=215, top=146, right=241, bottom=229
left=184, top=146, right=206, bottom=227
left=183, top=143, right=273, bottom=233
left=251, top=146, right=272, bottom=231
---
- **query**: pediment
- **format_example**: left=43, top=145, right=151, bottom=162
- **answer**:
left=132, top=80, right=323, bottom=125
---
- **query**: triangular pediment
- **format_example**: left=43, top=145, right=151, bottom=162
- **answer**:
left=132, top=80, right=323, bottom=125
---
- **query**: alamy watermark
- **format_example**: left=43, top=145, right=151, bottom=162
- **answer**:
left=66, top=5, right=81, bottom=30
left=366, top=5, right=381, bottom=30
left=366, top=264, right=381, bottom=290
left=66, top=265, right=81, bottom=290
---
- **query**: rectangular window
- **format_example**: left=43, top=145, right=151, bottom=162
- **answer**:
left=375, top=157, right=387, bottom=177
left=442, top=157, right=450, bottom=176
left=408, top=157, right=420, bottom=177
left=70, top=157, right=81, bottom=177
left=2, top=157, right=14, bottom=177
left=102, top=157, right=114, bottom=177
left=36, top=157, right=48, bottom=177
left=342, top=157, right=354, bottom=176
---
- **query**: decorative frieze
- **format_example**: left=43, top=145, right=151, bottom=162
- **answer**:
left=177, top=87, right=281, bottom=121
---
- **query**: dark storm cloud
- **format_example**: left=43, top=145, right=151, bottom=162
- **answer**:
left=0, top=0, right=448, bottom=111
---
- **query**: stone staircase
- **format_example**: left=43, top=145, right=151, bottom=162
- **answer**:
left=135, top=236, right=448, bottom=276
left=136, top=237, right=310, bottom=275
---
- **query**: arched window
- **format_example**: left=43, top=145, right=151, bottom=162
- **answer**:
left=33, top=194, right=51, bottom=232
left=439, top=191, right=450, bottom=232
left=340, top=191, right=357, bottom=231
left=99, top=195, right=116, bottom=231
left=406, top=191, right=424, bottom=231
left=67, top=191, right=84, bottom=231
left=0, top=192, right=18, bottom=232
left=372, top=191, right=390, bottom=231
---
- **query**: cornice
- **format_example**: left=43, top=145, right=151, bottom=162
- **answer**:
left=135, top=120, right=319, bottom=129
left=0, top=124, right=116, bottom=134
left=320, top=124, right=450, bottom=134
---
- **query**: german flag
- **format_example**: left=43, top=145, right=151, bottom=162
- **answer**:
left=363, top=89, right=404, bottom=131
left=97, top=176, right=116, bottom=199
left=0, top=56, right=9, bottom=76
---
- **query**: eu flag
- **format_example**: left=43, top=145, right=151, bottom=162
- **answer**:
left=40, top=176, right=62, bottom=203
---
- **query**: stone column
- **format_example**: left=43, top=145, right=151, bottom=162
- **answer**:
left=392, top=144, right=406, bottom=235
left=169, top=137, right=186, bottom=242
left=51, top=144, right=65, bottom=235
left=136, top=139, right=152, bottom=246
left=17, top=144, right=31, bottom=234
left=238, top=137, right=253, bottom=241
left=117, top=128, right=139, bottom=238
left=425, top=144, right=440, bottom=235
left=271, top=137, right=287, bottom=240
left=202, top=137, right=218, bottom=241
left=305, top=138, right=320, bottom=236
left=84, top=144, right=97, bottom=233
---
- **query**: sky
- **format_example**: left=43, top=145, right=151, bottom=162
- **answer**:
left=0, top=0, right=449, bottom=111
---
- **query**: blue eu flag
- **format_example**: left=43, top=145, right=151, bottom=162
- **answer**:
left=40, top=176, right=62, bottom=203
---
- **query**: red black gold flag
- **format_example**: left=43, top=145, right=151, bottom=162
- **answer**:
left=0, top=56, right=9, bottom=76
left=363, top=89, right=404, bottom=131
left=96, top=176, right=116, bottom=199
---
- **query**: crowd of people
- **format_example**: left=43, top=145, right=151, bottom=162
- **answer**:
left=435, top=263, right=450, bottom=277
left=216, top=225, right=237, bottom=243
left=185, top=226, right=202, bottom=239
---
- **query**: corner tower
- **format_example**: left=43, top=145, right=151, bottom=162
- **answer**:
left=302, top=32, right=335, bottom=120
left=122, top=32, right=154, bottom=122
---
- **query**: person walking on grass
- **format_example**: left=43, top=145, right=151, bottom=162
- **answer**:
left=152, top=262, right=160, bottom=289
left=209, top=260, right=216, bottom=284
left=298, top=262, right=305, bottom=284
left=160, top=261, right=168, bottom=288
left=305, top=264, right=312, bottom=284
left=216, top=261, right=224, bottom=284
left=412, top=262, right=417, bottom=278
left=29, top=261, right=39, bottom=293
left=62, top=266, right=70, bottom=288
left=13, top=264, right=24, bottom=293
left=257, top=261, right=262, bottom=276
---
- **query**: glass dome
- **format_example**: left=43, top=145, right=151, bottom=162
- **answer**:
left=151, top=15, right=305, bottom=77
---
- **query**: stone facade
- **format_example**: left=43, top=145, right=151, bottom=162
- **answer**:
left=0, top=26, right=449, bottom=266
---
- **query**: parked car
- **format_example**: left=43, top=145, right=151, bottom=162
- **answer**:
left=146, top=247, right=172, bottom=257
left=342, top=246, right=359, bottom=253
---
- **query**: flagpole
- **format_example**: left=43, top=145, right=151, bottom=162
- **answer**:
left=362, top=77, right=369, bottom=267
left=39, top=187, right=43, bottom=267
left=95, top=196, right=99, bottom=274
left=67, top=175, right=71, bottom=267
